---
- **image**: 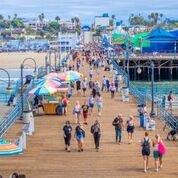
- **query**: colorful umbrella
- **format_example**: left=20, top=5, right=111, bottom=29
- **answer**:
left=58, top=71, right=82, bottom=82
left=0, top=138, right=23, bottom=156
left=35, top=78, right=62, bottom=88
left=29, top=85, right=58, bottom=96
left=45, top=72, right=59, bottom=79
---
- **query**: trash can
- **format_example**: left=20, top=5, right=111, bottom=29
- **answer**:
left=121, top=87, right=129, bottom=102
left=23, top=110, right=33, bottom=124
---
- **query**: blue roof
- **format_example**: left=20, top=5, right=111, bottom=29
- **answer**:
left=146, top=28, right=176, bottom=41
left=170, top=30, right=178, bottom=40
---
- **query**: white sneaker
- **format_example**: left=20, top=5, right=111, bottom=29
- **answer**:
left=144, top=169, right=147, bottom=173
left=156, top=169, right=159, bottom=172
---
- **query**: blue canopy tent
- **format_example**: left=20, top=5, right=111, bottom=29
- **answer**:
left=142, top=28, right=177, bottom=53
left=170, top=30, right=178, bottom=52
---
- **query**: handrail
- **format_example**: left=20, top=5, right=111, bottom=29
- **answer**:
left=111, top=58, right=178, bottom=130
left=0, top=80, right=34, bottom=138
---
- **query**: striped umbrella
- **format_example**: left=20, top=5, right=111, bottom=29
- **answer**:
left=29, top=85, right=58, bottom=96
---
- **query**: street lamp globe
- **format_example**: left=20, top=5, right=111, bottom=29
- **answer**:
left=137, top=67, right=142, bottom=74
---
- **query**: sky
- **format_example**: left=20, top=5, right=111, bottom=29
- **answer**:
left=0, top=0, right=178, bottom=24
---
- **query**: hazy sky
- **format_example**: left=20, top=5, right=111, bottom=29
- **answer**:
left=0, top=0, right=178, bottom=24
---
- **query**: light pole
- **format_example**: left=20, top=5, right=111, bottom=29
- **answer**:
left=125, top=27, right=130, bottom=88
left=150, top=61, right=155, bottom=117
left=0, top=68, right=12, bottom=91
left=20, top=58, right=37, bottom=117
left=137, top=61, right=155, bottom=117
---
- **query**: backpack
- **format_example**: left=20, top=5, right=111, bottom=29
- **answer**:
left=142, top=138, right=150, bottom=151
left=158, top=141, right=167, bottom=155
left=90, top=125, right=94, bottom=134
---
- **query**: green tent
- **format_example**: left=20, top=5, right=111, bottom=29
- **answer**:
left=112, top=32, right=125, bottom=44
left=131, top=32, right=150, bottom=48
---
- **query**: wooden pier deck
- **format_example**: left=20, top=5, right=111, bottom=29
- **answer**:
left=0, top=55, right=178, bottom=178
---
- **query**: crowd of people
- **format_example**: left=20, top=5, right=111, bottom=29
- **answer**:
left=59, top=42, right=168, bottom=173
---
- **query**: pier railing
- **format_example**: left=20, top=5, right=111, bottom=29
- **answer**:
left=0, top=80, right=34, bottom=137
left=111, top=59, right=178, bottom=130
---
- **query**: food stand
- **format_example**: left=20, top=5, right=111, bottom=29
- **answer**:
left=42, top=88, right=68, bottom=115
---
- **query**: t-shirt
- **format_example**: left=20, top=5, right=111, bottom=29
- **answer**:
left=82, top=105, right=89, bottom=113
left=63, top=125, right=72, bottom=136
left=112, top=117, right=123, bottom=129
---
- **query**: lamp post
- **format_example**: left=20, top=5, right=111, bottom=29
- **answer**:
left=20, top=58, right=37, bottom=117
left=0, top=68, right=12, bottom=91
left=125, top=27, right=130, bottom=88
left=150, top=61, right=155, bottom=117
left=137, top=61, right=155, bottom=117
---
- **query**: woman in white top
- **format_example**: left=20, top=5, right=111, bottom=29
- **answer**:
left=95, top=93, right=103, bottom=116
left=73, top=101, right=81, bottom=124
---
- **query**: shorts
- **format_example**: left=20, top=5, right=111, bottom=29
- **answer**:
left=142, top=148, right=150, bottom=156
left=64, top=135, right=71, bottom=146
left=96, top=103, right=103, bottom=109
left=82, top=88, right=86, bottom=92
left=153, top=151, right=162, bottom=159
left=77, top=86, right=81, bottom=90
left=89, top=103, right=94, bottom=108
left=127, top=126, right=134, bottom=133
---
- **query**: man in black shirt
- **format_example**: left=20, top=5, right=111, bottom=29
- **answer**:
left=63, top=121, right=72, bottom=152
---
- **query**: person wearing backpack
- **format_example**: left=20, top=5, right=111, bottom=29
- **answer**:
left=63, top=121, right=72, bottom=152
left=91, top=120, right=101, bottom=151
left=112, top=114, right=124, bottom=144
left=152, top=134, right=166, bottom=172
left=141, top=132, right=151, bottom=172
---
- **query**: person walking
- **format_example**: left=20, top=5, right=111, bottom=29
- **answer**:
left=82, top=78, right=88, bottom=97
left=112, top=114, right=124, bottom=144
left=74, top=123, right=85, bottom=152
left=73, top=101, right=82, bottom=124
left=63, top=121, right=72, bottom=152
left=95, top=93, right=103, bottom=116
left=141, top=132, right=151, bottom=172
left=76, top=80, right=81, bottom=96
left=82, top=101, right=89, bottom=125
left=106, top=78, right=110, bottom=92
left=101, top=76, right=107, bottom=92
left=88, top=94, right=95, bottom=115
left=152, top=134, right=167, bottom=172
left=167, top=91, right=174, bottom=113
left=109, top=82, right=116, bottom=99
left=114, top=76, right=119, bottom=92
left=126, top=116, right=135, bottom=144
left=91, top=120, right=101, bottom=151
left=61, top=95, right=69, bottom=116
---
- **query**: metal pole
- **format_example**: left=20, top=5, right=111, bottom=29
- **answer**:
left=174, top=41, right=176, bottom=60
left=126, top=32, right=130, bottom=88
left=0, top=68, right=11, bottom=90
left=54, top=51, right=57, bottom=71
left=20, top=64, right=24, bottom=117
left=150, top=61, right=155, bottom=117
left=45, top=55, right=48, bottom=74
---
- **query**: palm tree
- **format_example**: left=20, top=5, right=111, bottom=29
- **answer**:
left=160, top=13, right=163, bottom=23
left=55, top=16, right=60, bottom=23
left=111, top=14, right=115, bottom=19
left=14, top=13, right=17, bottom=19
left=0, top=15, right=4, bottom=20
